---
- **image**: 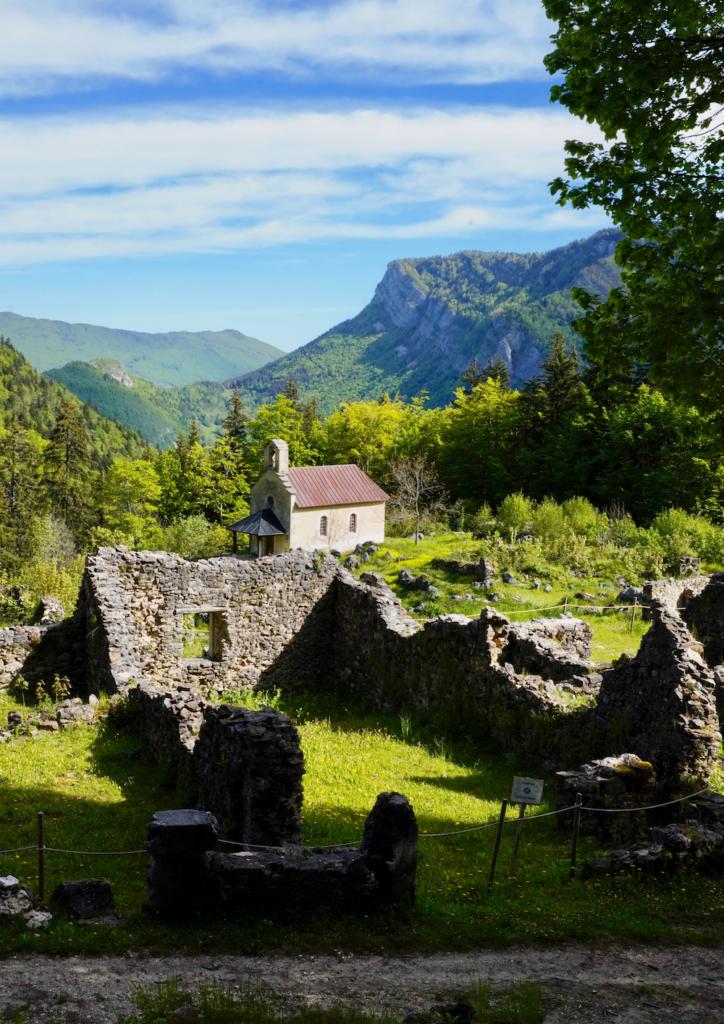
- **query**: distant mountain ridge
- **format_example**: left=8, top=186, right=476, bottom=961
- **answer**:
left=0, top=313, right=283, bottom=388
left=45, top=360, right=228, bottom=449
left=227, top=228, right=623, bottom=411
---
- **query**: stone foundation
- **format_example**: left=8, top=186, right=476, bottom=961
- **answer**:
left=146, top=795, right=418, bottom=919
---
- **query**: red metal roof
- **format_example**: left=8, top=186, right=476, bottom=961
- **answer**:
left=287, top=464, right=389, bottom=509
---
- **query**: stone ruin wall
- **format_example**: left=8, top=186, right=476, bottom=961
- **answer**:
left=1, top=545, right=715, bottom=800
left=329, top=573, right=722, bottom=790
left=0, top=620, right=84, bottom=694
left=78, top=546, right=339, bottom=696
left=642, top=575, right=710, bottom=619
left=683, top=572, right=724, bottom=675
left=126, top=682, right=305, bottom=845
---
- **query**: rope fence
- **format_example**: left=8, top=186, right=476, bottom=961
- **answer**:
left=0, top=786, right=712, bottom=899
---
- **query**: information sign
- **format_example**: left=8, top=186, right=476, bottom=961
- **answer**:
left=510, top=776, right=544, bottom=805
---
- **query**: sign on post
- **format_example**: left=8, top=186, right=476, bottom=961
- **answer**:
left=510, top=777, right=544, bottom=805
left=508, top=777, right=544, bottom=875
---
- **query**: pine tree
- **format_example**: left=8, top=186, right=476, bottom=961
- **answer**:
left=0, top=415, right=45, bottom=566
left=221, top=387, right=249, bottom=448
left=282, top=377, right=303, bottom=412
left=483, top=355, right=511, bottom=390
left=541, top=333, right=583, bottom=423
left=461, top=359, right=485, bottom=394
left=43, top=399, right=92, bottom=532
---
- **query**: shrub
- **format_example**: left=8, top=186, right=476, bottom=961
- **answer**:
left=497, top=492, right=533, bottom=540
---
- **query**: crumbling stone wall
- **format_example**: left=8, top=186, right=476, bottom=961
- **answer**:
left=330, top=573, right=593, bottom=770
left=642, top=575, right=710, bottom=619
left=78, top=547, right=338, bottom=695
left=330, top=573, right=721, bottom=790
left=72, top=547, right=722, bottom=796
left=126, top=682, right=305, bottom=844
left=0, top=619, right=83, bottom=693
left=593, top=609, right=720, bottom=791
left=500, top=616, right=593, bottom=683
left=682, top=572, right=724, bottom=672
left=146, top=794, right=418, bottom=919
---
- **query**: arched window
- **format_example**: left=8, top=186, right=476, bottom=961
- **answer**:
left=319, top=515, right=328, bottom=537
left=349, top=513, right=357, bottom=533
left=266, top=495, right=275, bottom=508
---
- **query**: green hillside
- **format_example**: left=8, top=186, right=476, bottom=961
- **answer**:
left=45, top=360, right=229, bottom=449
left=0, top=339, right=150, bottom=468
left=0, top=313, right=283, bottom=388
left=227, top=228, right=624, bottom=412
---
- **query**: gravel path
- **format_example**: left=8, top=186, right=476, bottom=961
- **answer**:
left=1, top=947, right=723, bottom=1024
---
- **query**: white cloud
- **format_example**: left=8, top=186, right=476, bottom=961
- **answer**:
left=0, top=105, right=607, bottom=263
left=0, top=0, right=553, bottom=94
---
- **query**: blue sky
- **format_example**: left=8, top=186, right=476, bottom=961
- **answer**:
left=0, top=0, right=608, bottom=353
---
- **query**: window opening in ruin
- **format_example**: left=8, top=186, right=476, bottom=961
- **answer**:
left=207, top=611, right=229, bottom=661
left=319, top=515, right=328, bottom=537
left=182, top=613, right=209, bottom=658
left=267, top=495, right=275, bottom=508
left=349, top=512, right=357, bottom=533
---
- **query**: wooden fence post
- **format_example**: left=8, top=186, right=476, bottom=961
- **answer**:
left=487, top=799, right=508, bottom=893
left=37, top=811, right=45, bottom=901
left=569, top=793, right=582, bottom=881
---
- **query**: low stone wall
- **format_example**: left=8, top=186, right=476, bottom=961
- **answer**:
left=146, top=795, right=418, bottom=919
left=0, top=619, right=84, bottom=693
left=501, top=616, right=593, bottom=683
left=682, top=572, right=724, bottom=671
left=642, top=575, right=710, bottom=619
left=330, top=574, right=592, bottom=771
left=430, top=557, right=495, bottom=580
left=329, top=574, right=721, bottom=790
left=126, top=682, right=304, bottom=844
left=583, top=793, right=724, bottom=880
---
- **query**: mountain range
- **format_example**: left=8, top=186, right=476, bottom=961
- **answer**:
left=3, top=228, right=624, bottom=447
left=0, top=313, right=283, bottom=388
left=228, top=227, right=623, bottom=411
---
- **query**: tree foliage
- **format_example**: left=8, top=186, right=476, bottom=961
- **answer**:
left=544, top=0, right=724, bottom=409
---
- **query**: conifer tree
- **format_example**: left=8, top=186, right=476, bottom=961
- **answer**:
left=282, top=377, right=303, bottom=413
left=541, top=333, right=583, bottom=423
left=221, top=387, right=249, bottom=449
left=43, top=398, right=92, bottom=533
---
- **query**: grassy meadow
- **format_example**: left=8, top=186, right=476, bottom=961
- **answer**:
left=0, top=531, right=722, bottom=955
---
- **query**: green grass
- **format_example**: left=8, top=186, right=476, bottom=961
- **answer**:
left=2, top=685, right=724, bottom=956
left=358, top=534, right=656, bottom=664
left=121, top=976, right=543, bottom=1024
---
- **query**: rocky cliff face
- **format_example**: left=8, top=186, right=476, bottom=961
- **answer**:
left=368, top=229, right=622, bottom=390
left=228, top=227, right=624, bottom=411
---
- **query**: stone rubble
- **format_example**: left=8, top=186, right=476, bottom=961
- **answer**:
left=146, top=794, right=418, bottom=920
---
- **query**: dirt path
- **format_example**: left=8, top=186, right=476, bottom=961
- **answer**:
left=1, top=947, right=723, bottom=1024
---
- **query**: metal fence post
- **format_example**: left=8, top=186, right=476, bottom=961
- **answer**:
left=569, top=793, right=582, bottom=881
left=37, top=812, right=45, bottom=901
left=509, top=804, right=526, bottom=875
left=487, top=798, right=508, bottom=893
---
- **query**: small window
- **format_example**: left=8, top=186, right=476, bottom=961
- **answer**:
left=319, top=515, right=328, bottom=537
left=349, top=513, right=357, bottom=533
left=266, top=495, right=275, bottom=508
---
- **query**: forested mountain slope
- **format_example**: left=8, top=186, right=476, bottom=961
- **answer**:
left=0, top=313, right=282, bottom=387
left=228, top=228, right=623, bottom=411
left=45, top=360, right=228, bottom=449
left=0, top=339, right=150, bottom=468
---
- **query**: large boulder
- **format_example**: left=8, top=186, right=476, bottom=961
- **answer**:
left=50, top=879, right=116, bottom=918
